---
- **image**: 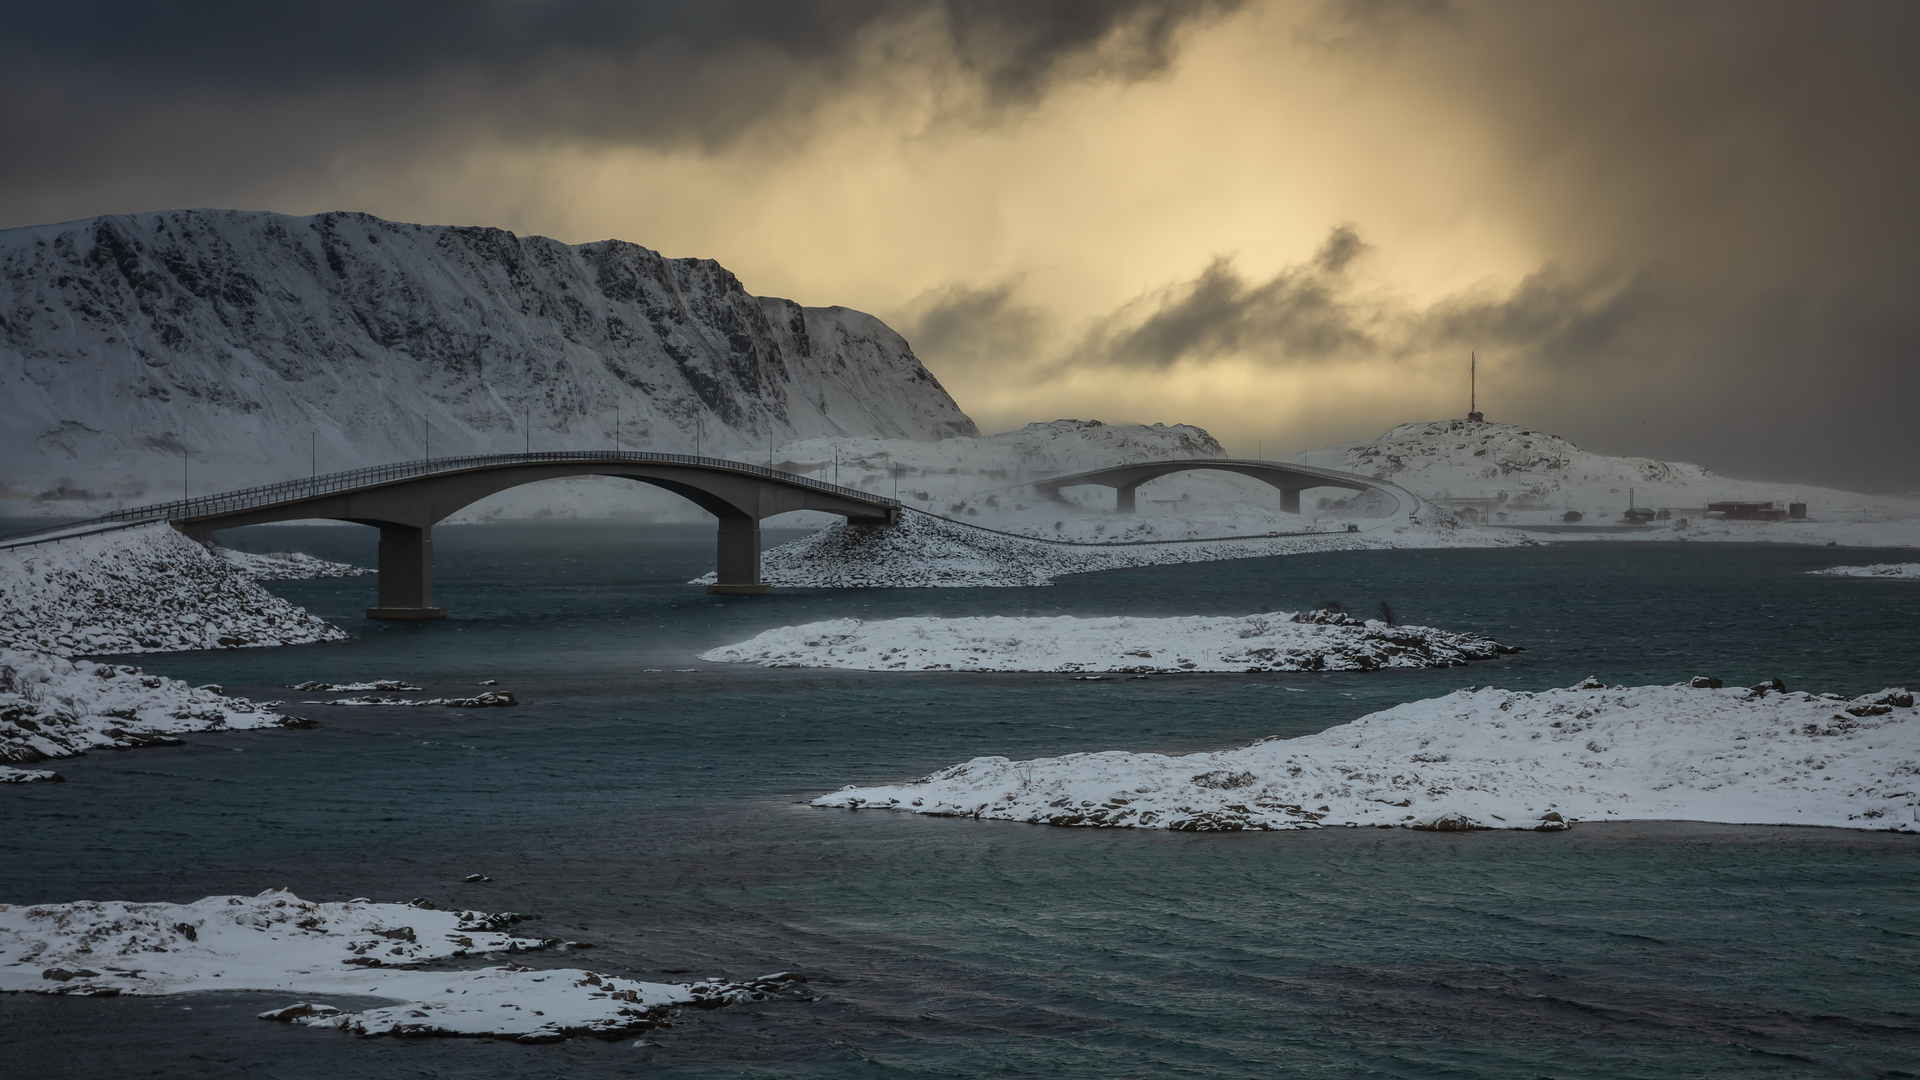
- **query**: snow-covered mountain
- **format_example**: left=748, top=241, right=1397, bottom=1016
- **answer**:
left=0, top=209, right=975, bottom=514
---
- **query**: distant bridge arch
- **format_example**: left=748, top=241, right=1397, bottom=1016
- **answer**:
left=11, top=452, right=898, bottom=618
left=1033, top=458, right=1396, bottom=515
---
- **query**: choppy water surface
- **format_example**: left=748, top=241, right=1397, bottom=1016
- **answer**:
left=3, top=523, right=1917, bottom=1078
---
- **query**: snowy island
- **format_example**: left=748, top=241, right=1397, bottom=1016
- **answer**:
left=702, top=610, right=1516, bottom=672
left=0, top=890, right=800, bottom=1041
left=816, top=680, right=1919, bottom=833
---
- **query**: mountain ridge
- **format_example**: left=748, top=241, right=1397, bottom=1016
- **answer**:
left=1, top=208, right=975, bottom=512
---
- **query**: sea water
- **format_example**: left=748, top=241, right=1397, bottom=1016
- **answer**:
left=2, top=523, right=1916, bottom=1078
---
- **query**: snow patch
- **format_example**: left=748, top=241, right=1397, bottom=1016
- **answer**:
left=702, top=611, right=1513, bottom=673
left=815, top=682, right=1920, bottom=832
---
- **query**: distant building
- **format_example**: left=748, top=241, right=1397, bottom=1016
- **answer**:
left=1706, top=501, right=1787, bottom=521
left=1620, top=486, right=1656, bottom=524
left=1561, top=510, right=1583, bottom=523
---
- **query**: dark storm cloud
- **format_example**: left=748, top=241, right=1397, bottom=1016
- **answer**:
left=1072, top=226, right=1377, bottom=368
left=1047, top=225, right=1640, bottom=378
left=1032, top=0, right=1920, bottom=489
left=1377, top=0, right=1920, bottom=489
left=0, top=0, right=1241, bottom=227
left=897, top=279, right=1052, bottom=378
left=0, top=0, right=1238, bottom=154
left=5, top=0, right=1229, bottom=99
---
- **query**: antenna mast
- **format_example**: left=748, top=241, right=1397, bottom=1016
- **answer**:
left=1468, top=352, right=1483, bottom=422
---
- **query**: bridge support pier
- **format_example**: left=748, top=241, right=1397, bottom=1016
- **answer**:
left=368, top=524, right=446, bottom=619
left=1280, top=488, right=1303, bottom=514
left=707, top=517, right=770, bottom=595
left=1115, top=484, right=1139, bottom=514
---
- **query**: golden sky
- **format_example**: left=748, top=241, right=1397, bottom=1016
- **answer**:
left=4, top=1, right=1916, bottom=487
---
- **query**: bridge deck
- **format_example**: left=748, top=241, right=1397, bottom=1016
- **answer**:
left=0, top=452, right=900, bottom=614
left=1, top=451, right=896, bottom=544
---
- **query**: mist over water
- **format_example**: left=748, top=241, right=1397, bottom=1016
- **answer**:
left=3, top=523, right=1916, bottom=1078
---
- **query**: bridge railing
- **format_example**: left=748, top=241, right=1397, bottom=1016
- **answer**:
left=2, top=451, right=899, bottom=542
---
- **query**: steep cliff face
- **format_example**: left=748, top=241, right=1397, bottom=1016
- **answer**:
left=0, top=209, right=975, bottom=511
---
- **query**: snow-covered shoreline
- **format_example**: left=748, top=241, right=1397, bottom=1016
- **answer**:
left=1812, top=563, right=1920, bottom=579
left=0, top=649, right=308, bottom=782
left=702, top=611, right=1515, bottom=673
left=815, top=680, right=1920, bottom=833
left=0, top=890, right=800, bottom=1041
left=213, top=545, right=373, bottom=580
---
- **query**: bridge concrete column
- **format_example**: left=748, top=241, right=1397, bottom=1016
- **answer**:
left=708, top=517, right=770, bottom=595
left=1115, top=484, right=1140, bottom=514
left=368, top=524, right=447, bottom=619
left=1280, top=488, right=1303, bottom=514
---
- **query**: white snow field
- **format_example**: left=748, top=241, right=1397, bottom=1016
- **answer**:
left=702, top=611, right=1513, bottom=673
left=0, top=525, right=345, bottom=655
left=0, top=890, right=797, bottom=1041
left=1812, top=563, right=1920, bottom=579
left=815, top=681, right=1919, bottom=833
left=0, top=649, right=307, bottom=782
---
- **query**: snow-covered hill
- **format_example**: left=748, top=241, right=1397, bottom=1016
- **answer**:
left=1298, top=419, right=1920, bottom=528
left=0, top=209, right=974, bottom=515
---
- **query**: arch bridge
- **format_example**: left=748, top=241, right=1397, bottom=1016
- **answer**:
left=18, top=452, right=899, bottom=618
left=1032, top=458, right=1395, bottom=515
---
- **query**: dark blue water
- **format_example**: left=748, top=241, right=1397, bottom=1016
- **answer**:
left=3, top=524, right=1917, bottom=1078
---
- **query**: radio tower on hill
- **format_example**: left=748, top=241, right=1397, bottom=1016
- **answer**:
left=1467, top=352, right=1484, bottom=422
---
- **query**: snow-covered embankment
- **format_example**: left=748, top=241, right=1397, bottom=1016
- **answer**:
left=703, top=610, right=1514, bottom=672
left=815, top=681, right=1919, bottom=832
left=0, top=525, right=346, bottom=655
left=0, top=890, right=801, bottom=1041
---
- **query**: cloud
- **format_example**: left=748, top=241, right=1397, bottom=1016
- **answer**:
left=7, top=0, right=1920, bottom=491
left=1070, top=226, right=1377, bottom=368
left=0, top=1, right=1241, bottom=204
left=896, top=279, right=1053, bottom=378
left=1053, top=225, right=1642, bottom=377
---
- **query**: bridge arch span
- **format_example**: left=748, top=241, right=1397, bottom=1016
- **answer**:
left=29, top=452, right=898, bottom=618
left=1033, top=459, right=1397, bottom=515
